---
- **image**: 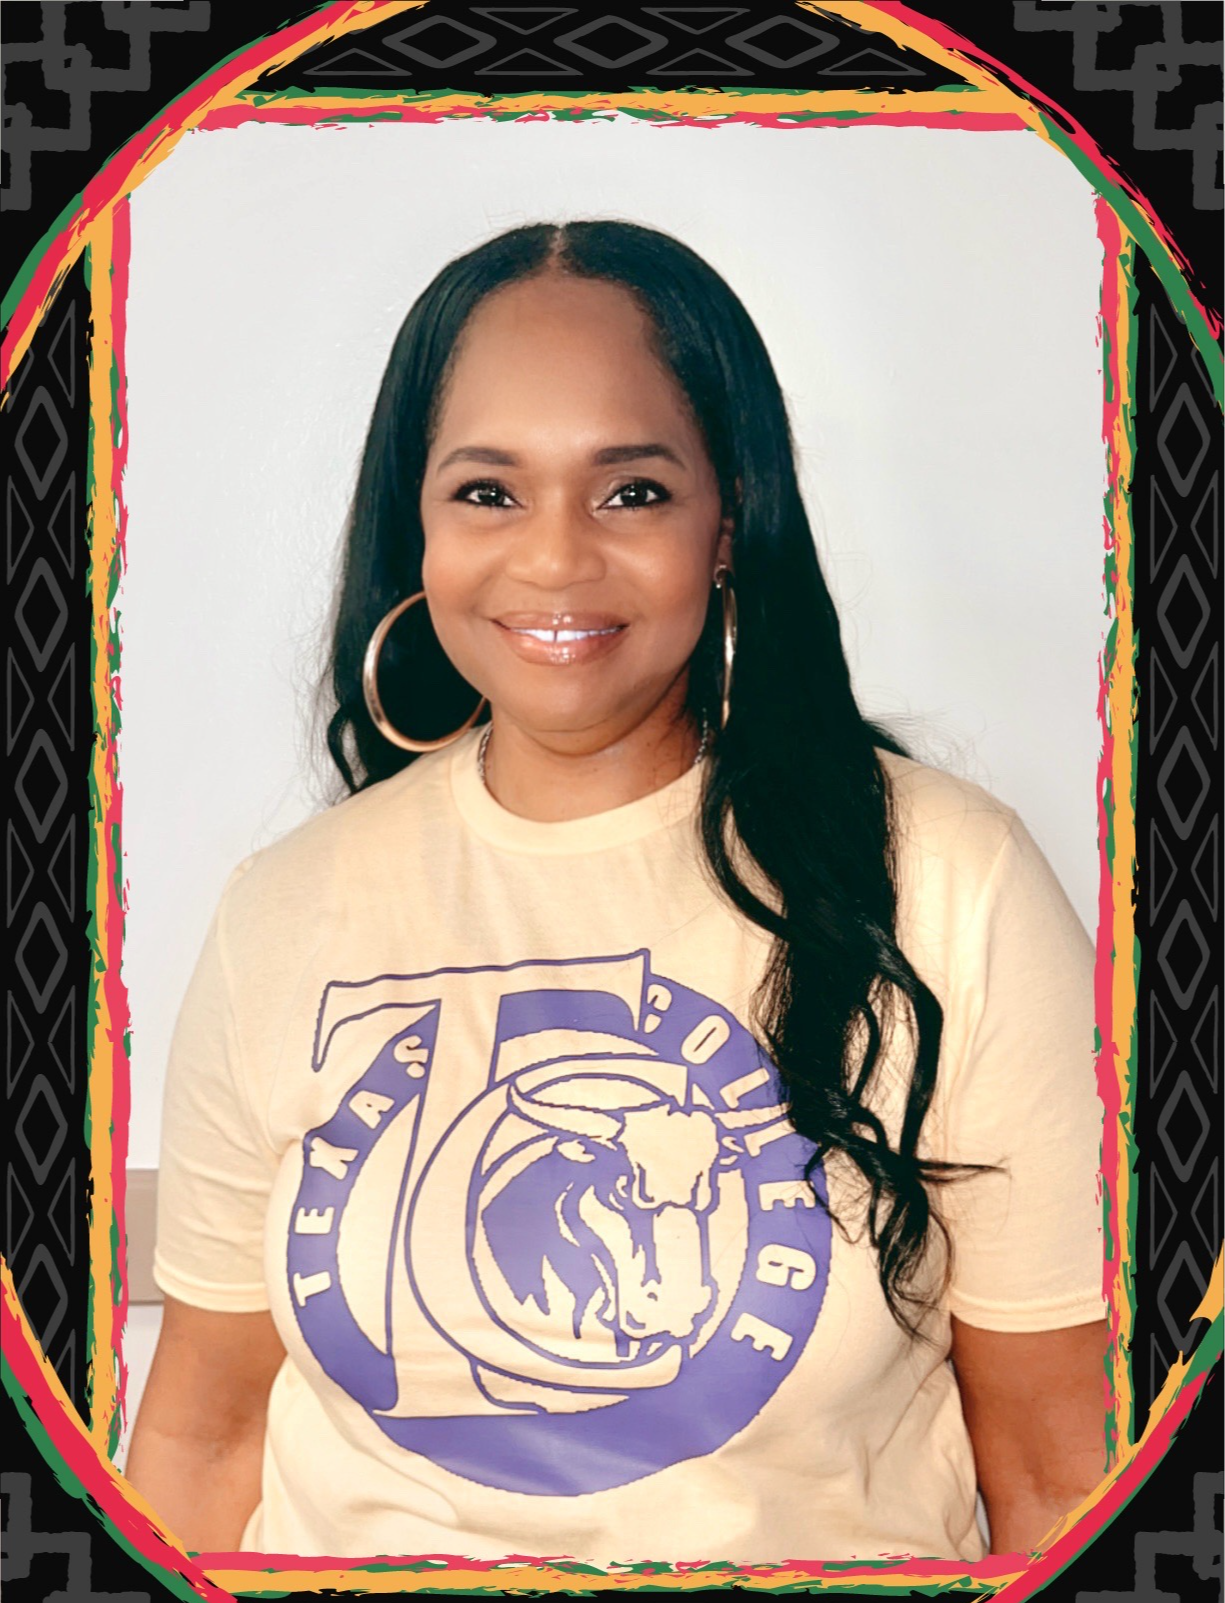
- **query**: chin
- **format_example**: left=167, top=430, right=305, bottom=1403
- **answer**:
left=505, top=702, right=618, bottom=741
left=479, top=655, right=691, bottom=745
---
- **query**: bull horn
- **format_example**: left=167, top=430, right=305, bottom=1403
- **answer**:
left=715, top=1102, right=789, bottom=1130
left=508, top=1081, right=622, bottom=1142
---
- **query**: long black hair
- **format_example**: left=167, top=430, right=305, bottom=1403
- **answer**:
left=324, top=220, right=971, bottom=1334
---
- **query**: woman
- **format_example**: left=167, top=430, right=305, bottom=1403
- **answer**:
left=127, top=221, right=1107, bottom=1564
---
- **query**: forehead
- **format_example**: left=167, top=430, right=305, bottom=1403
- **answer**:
left=435, top=273, right=697, bottom=441
left=461, top=272, right=652, bottom=353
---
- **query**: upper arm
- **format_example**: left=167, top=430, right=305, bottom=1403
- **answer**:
left=950, top=1315, right=1109, bottom=1544
left=928, top=817, right=1109, bottom=1546
left=154, top=862, right=280, bottom=1311
left=125, top=1297, right=286, bottom=1551
left=934, top=816, right=1105, bottom=1331
left=136, top=1295, right=287, bottom=1447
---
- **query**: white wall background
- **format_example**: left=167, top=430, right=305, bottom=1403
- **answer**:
left=120, top=116, right=1106, bottom=1171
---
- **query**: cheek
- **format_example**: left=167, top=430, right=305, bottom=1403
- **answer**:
left=419, top=541, right=450, bottom=605
left=421, top=525, right=484, bottom=612
left=641, top=526, right=721, bottom=630
left=419, top=536, right=487, bottom=676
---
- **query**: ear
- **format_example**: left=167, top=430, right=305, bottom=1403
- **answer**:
left=715, top=513, right=734, bottom=575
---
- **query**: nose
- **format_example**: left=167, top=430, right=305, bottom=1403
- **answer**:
left=502, top=497, right=606, bottom=589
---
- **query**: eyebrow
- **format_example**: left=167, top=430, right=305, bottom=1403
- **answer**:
left=435, top=442, right=685, bottom=471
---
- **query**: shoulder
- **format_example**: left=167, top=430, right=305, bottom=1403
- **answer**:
left=878, top=749, right=1019, bottom=881
left=876, top=750, right=1036, bottom=974
left=216, top=743, right=459, bottom=941
left=876, top=750, right=1085, bottom=986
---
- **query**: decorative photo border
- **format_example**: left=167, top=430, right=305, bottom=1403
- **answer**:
left=3, top=3, right=1221, bottom=1598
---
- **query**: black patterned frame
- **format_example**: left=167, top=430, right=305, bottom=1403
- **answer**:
left=2, top=4, right=1221, bottom=1599
left=4, top=255, right=92, bottom=1423
left=1131, top=252, right=1220, bottom=1428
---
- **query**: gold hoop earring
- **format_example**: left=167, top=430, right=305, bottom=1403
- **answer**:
left=362, top=591, right=487, bottom=753
left=714, top=567, right=737, bottom=730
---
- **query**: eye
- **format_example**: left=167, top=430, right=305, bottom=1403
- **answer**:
left=454, top=478, right=515, bottom=509
left=603, top=479, right=671, bottom=510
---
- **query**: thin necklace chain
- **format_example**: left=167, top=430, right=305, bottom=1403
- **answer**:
left=476, top=721, right=711, bottom=791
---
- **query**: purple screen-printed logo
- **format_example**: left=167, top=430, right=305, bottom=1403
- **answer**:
left=287, top=951, right=830, bottom=1496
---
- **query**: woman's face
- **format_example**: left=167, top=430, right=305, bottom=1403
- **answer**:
left=420, top=273, right=731, bottom=750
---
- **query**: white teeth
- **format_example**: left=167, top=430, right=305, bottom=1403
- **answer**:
left=516, top=627, right=618, bottom=642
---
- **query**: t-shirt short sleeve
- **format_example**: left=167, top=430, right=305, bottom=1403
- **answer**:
left=152, top=860, right=279, bottom=1312
left=935, top=815, right=1106, bottom=1333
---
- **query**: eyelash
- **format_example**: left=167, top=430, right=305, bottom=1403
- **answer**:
left=453, top=478, right=672, bottom=511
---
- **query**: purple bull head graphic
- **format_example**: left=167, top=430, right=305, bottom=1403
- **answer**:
left=287, top=951, right=831, bottom=1496
left=479, top=1075, right=786, bottom=1359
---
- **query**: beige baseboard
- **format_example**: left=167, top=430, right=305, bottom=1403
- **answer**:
left=126, top=1168, right=162, bottom=1304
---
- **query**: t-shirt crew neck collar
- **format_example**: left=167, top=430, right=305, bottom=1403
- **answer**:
left=448, top=727, right=704, bottom=855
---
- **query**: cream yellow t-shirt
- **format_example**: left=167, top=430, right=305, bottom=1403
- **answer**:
left=153, top=733, right=1104, bottom=1564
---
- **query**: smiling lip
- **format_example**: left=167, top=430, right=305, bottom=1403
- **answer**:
left=492, top=613, right=628, bottom=667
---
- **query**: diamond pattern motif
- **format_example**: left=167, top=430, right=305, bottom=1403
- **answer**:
left=2, top=260, right=91, bottom=1416
left=1132, top=253, right=1221, bottom=1425
left=1156, top=727, right=1212, bottom=839
left=1156, top=554, right=1212, bottom=668
left=554, top=16, right=669, bottom=68
left=14, top=1074, right=69, bottom=1186
left=13, top=388, right=69, bottom=500
left=384, top=15, right=497, bottom=67
left=724, top=15, right=841, bottom=69
left=1157, top=383, right=1213, bottom=494
left=13, top=730, right=69, bottom=843
left=250, top=3, right=969, bottom=93
left=15, top=558, right=69, bottom=672
left=1153, top=1072, right=1211, bottom=1182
